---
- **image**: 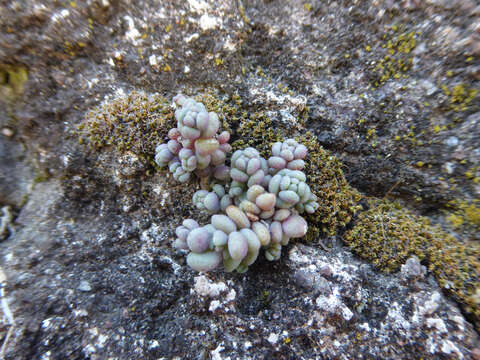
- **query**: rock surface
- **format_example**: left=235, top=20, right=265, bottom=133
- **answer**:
left=0, top=0, right=479, bottom=359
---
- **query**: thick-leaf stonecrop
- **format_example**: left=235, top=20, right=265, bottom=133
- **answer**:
left=155, top=95, right=319, bottom=273
left=154, top=94, right=231, bottom=182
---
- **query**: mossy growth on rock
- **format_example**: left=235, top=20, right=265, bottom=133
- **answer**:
left=344, top=199, right=480, bottom=330
left=0, top=64, right=28, bottom=101
left=233, top=112, right=286, bottom=156
left=445, top=199, right=480, bottom=240
left=77, top=91, right=175, bottom=166
left=296, top=132, right=362, bottom=239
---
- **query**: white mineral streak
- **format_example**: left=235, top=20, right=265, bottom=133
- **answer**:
left=194, top=275, right=227, bottom=297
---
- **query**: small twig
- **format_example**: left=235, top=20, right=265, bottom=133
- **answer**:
left=380, top=216, right=387, bottom=246
left=0, top=326, right=14, bottom=360
left=318, top=239, right=329, bottom=251
left=383, top=179, right=402, bottom=199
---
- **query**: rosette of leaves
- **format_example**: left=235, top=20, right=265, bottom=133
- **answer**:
left=172, top=139, right=318, bottom=273
left=192, top=184, right=232, bottom=213
left=268, top=139, right=308, bottom=174
left=174, top=204, right=308, bottom=273
left=268, top=169, right=319, bottom=214
left=154, top=94, right=231, bottom=182
left=229, top=147, right=270, bottom=198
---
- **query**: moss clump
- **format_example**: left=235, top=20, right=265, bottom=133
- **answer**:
left=296, top=132, right=362, bottom=238
left=446, top=199, right=480, bottom=239
left=77, top=91, right=175, bottom=166
left=233, top=112, right=286, bottom=156
left=345, top=199, right=480, bottom=330
left=0, top=64, right=28, bottom=101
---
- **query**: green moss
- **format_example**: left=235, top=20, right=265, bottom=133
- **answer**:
left=233, top=112, right=286, bottom=156
left=296, top=132, right=362, bottom=238
left=0, top=65, right=28, bottom=100
left=446, top=199, right=480, bottom=239
left=345, top=199, right=480, bottom=330
left=77, top=91, right=175, bottom=166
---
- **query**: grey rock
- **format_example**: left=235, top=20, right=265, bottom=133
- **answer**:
left=401, top=255, right=427, bottom=281
left=0, top=137, right=35, bottom=208
left=314, top=276, right=331, bottom=295
left=293, top=269, right=316, bottom=290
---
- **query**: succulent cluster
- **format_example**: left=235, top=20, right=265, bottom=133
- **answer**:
left=154, top=94, right=231, bottom=182
left=268, top=139, right=308, bottom=173
left=176, top=180, right=313, bottom=273
left=160, top=96, right=319, bottom=273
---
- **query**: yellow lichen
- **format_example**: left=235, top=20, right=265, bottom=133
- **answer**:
left=440, top=83, right=478, bottom=112
left=371, top=29, right=416, bottom=87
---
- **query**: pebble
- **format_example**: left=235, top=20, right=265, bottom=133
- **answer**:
left=319, top=264, right=333, bottom=277
left=293, top=270, right=315, bottom=290
left=1, top=128, right=14, bottom=137
left=314, top=276, right=332, bottom=295
left=78, top=280, right=92, bottom=292
left=400, top=256, right=426, bottom=280
left=443, top=162, right=455, bottom=174
left=445, top=136, right=459, bottom=147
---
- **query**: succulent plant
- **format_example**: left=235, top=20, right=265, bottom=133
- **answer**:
left=192, top=184, right=232, bottom=213
left=177, top=157, right=315, bottom=272
left=268, top=139, right=308, bottom=174
left=229, top=147, right=270, bottom=197
left=268, top=169, right=319, bottom=214
left=159, top=95, right=318, bottom=273
left=154, top=94, right=232, bottom=182
left=175, top=204, right=309, bottom=273
left=238, top=184, right=276, bottom=221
